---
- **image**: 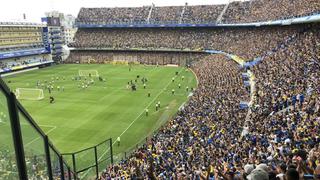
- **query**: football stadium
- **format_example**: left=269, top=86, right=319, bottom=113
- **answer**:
left=0, top=0, right=320, bottom=179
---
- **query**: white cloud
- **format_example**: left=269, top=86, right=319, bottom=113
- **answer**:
left=0, top=0, right=231, bottom=22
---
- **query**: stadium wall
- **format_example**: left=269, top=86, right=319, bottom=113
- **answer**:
left=66, top=50, right=207, bottom=66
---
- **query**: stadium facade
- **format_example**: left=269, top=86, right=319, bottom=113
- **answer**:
left=0, top=22, right=53, bottom=75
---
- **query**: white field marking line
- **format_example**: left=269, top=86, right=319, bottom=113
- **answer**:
left=115, top=68, right=184, bottom=141
left=188, top=68, right=199, bottom=87
left=81, top=68, right=184, bottom=177
left=55, top=66, right=156, bottom=164
left=0, top=97, right=57, bottom=130
left=24, top=125, right=57, bottom=147
left=19, top=123, right=56, bottom=129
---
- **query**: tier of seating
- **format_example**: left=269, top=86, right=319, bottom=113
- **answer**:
left=66, top=51, right=206, bottom=65
left=95, top=24, right=320, bottom=179
left=0, top=26, right=44, bottom=53
left=77, top=7, right=150, bottom=24
left=0, top=55, right=50, bottom=71
left=182, top=5, right=224, bottom=23
left=100, top=54, right=251, bottom=179
left=63, top=2, right=320, bottom=178
left=223, top=0, right=320, bottom=23
left=71, top=25, right=304, bottom=60
left=76, top=0, right=320, bottom=25
left=0, top=37, right=42, bottom=47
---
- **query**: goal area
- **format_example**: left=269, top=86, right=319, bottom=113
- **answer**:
left=78, top=70, right=99, bottom=77
left=15, top=88, right=44, bottom=100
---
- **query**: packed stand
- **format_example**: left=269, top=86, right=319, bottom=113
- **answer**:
left=71, top=25, right=302, bottom=60
left=237, top=24, right=320, bottom=180
left=77, top=5, right=223, bottom=25
left=150, top=6, right=183, bottom=23
left=99, top=55, right=251, bottom=179
left=76, top=1, right=320, bottom=25
left=0, top=56, right=50, bottom=72
left=0, top=150, right=49, bottom=180
left=97, top=24, right=320, bottom=179
left=72, top=7, right=320, bottom=178
left=77, top=7, right=150, bottom=24
left=182, top=5, right=224, bottom=23
left=252, top=24, right=320, bottom=117
left=66, top=51, right=207, bottom=66
left=222, top=0, right=320, bottom=23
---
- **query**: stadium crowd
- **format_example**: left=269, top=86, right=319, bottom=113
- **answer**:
left=182, top=5, right=224, bottom=23
left=151, top=6, right=183, bottom=23
left=0, top=56, right=50, bottom=71
left=0, top=150, right=49, bottom=180
left=223, top=0, right=320, bottom=23
left=95, top=24, right=320, bottom=179
left=76, top=0, right=320, bottom=25
left=252, top=24, right=320, bottom=117
left=66, top=51, right=206, bottom=66
left=99, top=55, right=252, bottom=179
left=77, top=7, right=150, bottom=24
left=71, top=25, right=304, bottom=60
left=67, top=2, right=320, bottom=179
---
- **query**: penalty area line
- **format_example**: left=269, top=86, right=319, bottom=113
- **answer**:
left=24, top=125, right=57, bottom=147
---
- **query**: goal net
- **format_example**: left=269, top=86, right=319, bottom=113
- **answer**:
left=15, top=88, right=44, bottom=100
left=78, top=70, right=99, bottom=77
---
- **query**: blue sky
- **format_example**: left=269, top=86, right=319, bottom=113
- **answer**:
left=0, top=0, right=237, bottom=22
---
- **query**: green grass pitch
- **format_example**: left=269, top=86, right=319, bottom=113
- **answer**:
left=0, top=64, right=197, bottom=169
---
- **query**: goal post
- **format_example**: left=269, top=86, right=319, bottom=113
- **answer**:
left=15, top=88, right=44, bottom=100
left=78, top=70, right=99, bottom=77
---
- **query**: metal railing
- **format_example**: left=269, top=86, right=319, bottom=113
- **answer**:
left=0, top=77, right=77, bottom=180
left=62, top=139, right=113, bottom=180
